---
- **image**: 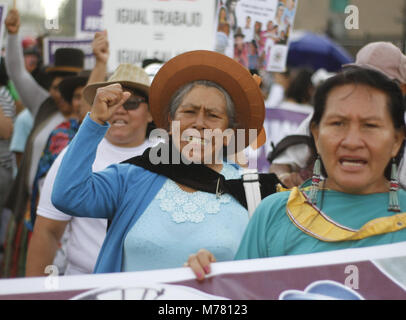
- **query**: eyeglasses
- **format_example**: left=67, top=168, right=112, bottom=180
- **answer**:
left=123, top=97, right=146, bottom=111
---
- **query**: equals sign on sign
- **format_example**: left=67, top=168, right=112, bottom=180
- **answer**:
left=154, top=33, right=165, bottom=40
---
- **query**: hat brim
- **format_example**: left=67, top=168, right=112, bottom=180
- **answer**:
left=149, top=50, right=265, bottom=148
left=59, top=75, right=89, bottom=103
left=45, top=66, right=83, bottom=74
left=83, top=81, right=150, bottom=105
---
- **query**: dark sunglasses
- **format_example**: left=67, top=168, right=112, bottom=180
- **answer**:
left=123, top=97, right=147, bottom=111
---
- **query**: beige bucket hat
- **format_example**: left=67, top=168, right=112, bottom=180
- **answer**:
left=83, top=63, right=150, bottom=105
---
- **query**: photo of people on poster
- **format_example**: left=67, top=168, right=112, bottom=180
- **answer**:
left=214, top=0, right=297, bottom=72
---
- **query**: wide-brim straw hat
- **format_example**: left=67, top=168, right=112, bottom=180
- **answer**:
left=83, top=64, right=150, bottom=105
left=149, top=50, right=266, bottom=149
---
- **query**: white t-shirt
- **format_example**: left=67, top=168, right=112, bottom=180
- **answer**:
left=37, top=138, right=155, bottom=275
left=29, top=112, right=65, bottom=192
left=271, top=113, right=312, bottom=170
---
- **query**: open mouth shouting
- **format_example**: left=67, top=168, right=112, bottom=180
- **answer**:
left=110, top=119, right=128, bottom=127
left=338, top=156, right=368, bottom=171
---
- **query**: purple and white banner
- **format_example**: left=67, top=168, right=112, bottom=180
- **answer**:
left=0, top=242, right=405, bottom=300
left=76, top=0, right=103, bottom=37
left=246, top=106, right=312, bottom=173
left=42, top=37, right=95, bottom=70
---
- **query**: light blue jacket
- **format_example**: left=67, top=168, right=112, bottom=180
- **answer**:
left=52, top=114, right=167, bottom=273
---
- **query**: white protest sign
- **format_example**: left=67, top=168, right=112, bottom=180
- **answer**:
left=103, top=0, right=216, bottom=71
left=0, top=3, right=7, bottom=51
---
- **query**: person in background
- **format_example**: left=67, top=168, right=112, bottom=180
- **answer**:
left=8, top=38, right=43, bottom=169
left=281, top=0, right=297, bottom=27
left=274, top=2, right=286, bottom=30
left=0, top=57, right=16, bottom=261
left=268, top=67, right=314, bottom=146
left=28, top=70, right=91, bottom=232
left=242, top=15, right=254, bottom=43
left=142, top=58, right=163, bottom=84
left=215, top=6, right=230, bottom=54
left=9, top=108, right=33, bottom=168
left=233, top=27, right=249, bottom=67
left=2, top=7, right=84, bottom=278
left=225, top=0, right=239, bottom=34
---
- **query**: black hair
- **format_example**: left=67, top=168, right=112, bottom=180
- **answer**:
left=142, top=58, right=164, bottom=69
left=0, top=57, right=9, bottom=87
left=49, top=71, right=78, bottom=80
left=309, top=66, right=406, bottom=180
left=285, top=67, right=314, bottom=104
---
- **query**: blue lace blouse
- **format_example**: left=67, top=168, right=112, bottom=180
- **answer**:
left=122, top=163, right=249, bottom=272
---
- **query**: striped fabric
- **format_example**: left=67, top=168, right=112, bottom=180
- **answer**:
left=0, top=85, right=16, bottom=168
left=0, top=86, right=16, bottom=119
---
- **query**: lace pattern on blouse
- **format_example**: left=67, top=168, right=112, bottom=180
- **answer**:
left=156, top=164, right=241, bottom=224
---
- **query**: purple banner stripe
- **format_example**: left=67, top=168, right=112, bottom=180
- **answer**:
left=266, top=108, right=310, bottom=124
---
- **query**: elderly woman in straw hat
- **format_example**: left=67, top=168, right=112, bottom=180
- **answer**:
left=51, top=50, right=281, bottom=274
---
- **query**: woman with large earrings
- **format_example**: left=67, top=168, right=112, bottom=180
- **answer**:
left=187, top=66, right=406, bottom=279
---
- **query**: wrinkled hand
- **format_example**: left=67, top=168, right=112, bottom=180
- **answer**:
left=185, top=249, right=216, bottom=281
left=278, top=172, right=304, bottom=188
left=92, top=30, right=109, bottom=64
left=5, top=8, right=20, bottom=34
left=90, top=83, right=130, bottom=124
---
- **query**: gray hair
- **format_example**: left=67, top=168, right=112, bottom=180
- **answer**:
left=168, top=80, right=237, bottom=128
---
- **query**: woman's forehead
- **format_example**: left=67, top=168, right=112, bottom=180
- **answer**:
left=180, top=86, right=227, bottom=109
left=326, top=84, right=387, bottom=107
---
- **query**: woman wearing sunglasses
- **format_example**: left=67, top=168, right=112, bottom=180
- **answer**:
left=26, top=63, right=157, bottom=277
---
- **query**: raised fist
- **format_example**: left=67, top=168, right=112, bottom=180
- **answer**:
left=89, top=83, right=131, bottom=124
left=5, top=8, right=20, bottom=35
left=92, top=30, right=109, bottom=64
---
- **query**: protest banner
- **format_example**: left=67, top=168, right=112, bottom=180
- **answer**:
left=0, top=242, right=405, bottom=301
left=102, top=0, right=216, bottom=72
left=76, top=0, right=103, bottom=38
left=42, top=37, right=95, bottom=70
left=214, top=0, right=298, bottom=73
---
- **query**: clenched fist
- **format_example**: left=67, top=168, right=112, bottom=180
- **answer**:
left=92, top=30, right=109, bottom=64
left=89, top=83, right=131, bottom=125
left=5, top=8, right=20, bottom=35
